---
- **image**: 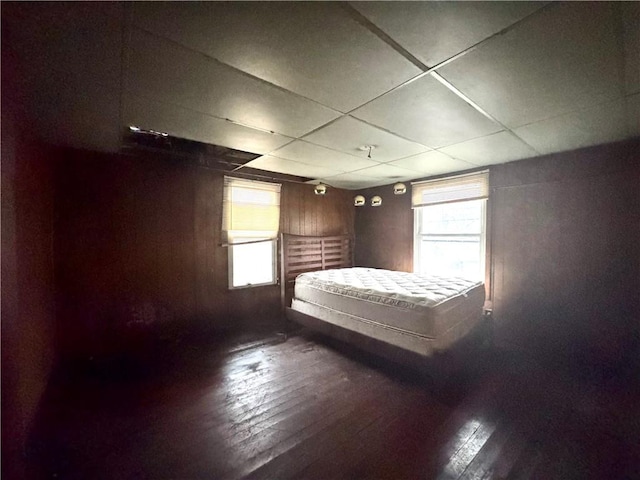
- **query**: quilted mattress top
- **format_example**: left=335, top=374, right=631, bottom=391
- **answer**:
left=295, top=267, right=482, bottom=311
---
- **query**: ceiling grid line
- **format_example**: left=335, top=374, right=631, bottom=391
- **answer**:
left=338, top=1, right=554, bottom=118
left=127, top=91, right=297, bottom=141
left=127, top=22, right=382, bottom=161
left=339, top=3, right=550, bottom=156
left=125, top=24, right=330, bottom=159
left=429, top=71, right=541, bottom=155
left=340, top=2, right=431, bottom=72
left=330, top=116, right=436, bottom=155
left=130, top=24, right=346, bottom=115
left=131, top=1, right=547, bottom=169
left=5, top=1, right=638, bottom=189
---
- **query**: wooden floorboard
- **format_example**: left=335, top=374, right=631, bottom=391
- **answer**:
left=27, top=331, right=640, bottom=479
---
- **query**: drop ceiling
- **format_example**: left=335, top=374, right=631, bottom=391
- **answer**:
left=3, top=1, right=639, bottom=189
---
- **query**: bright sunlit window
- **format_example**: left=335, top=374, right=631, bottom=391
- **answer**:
left=412, top=172, right=488, bottom=281
left=222, top=177, right=281, bottom=289
left=229, top=238, right=276, bottom=288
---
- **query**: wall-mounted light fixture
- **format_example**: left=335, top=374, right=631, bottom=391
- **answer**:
left=371, top=195, right=382, bottom=207
left=354, top=195, right=365, bottom=207
left=393, top=182, right=407, bottom=195
left=314, top=183, right=327, bottom=195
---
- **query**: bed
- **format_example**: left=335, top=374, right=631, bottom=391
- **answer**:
left=281, top=233, right=489, bottom=369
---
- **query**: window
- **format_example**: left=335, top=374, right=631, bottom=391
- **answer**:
left=222, top=177, right=281, bottom=289
left=412, top=172, right=488, bottom=281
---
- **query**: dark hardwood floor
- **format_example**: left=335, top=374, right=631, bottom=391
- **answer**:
left=27, top=330, right=640, bottom=479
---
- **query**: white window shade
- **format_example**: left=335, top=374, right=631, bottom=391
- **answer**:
left=222, top=177, right=281, bottom=244
left=412, top=171, right=489, bottom=208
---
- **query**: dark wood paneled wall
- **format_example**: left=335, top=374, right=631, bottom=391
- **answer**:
left=55, top=152, right=196, bottom=361
left=54, top=150, right=354, bottom=361
left=2, top=39, right=58, bottom=480
left=354, top=185, right=413, bottom=272
left=354, top=140, right=640, bottom=367
left=1, top=133, right=57, bottom=480
left=490, top=140, right=640, bottom=364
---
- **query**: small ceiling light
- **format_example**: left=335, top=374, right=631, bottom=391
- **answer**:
left=314, top=183, right=327, bottom=195
left=354, top=195, right=365, bottom=207
left=393, top=183, right=407, bottom=195
left=129, top=125, right=141, bottom=132
left=371, top=195, right=382, bottom=207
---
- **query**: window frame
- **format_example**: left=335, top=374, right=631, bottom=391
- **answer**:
left=413, top=198, right=487, bottom=280
left=222, top=176, right=281, bottom=290
left=227, top=238, right=278, bottom=290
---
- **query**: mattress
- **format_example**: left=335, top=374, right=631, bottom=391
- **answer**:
left=291, top=267, right=485, bottom=354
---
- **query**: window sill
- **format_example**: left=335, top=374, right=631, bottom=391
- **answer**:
left=228, top=281, right=277, bottom=291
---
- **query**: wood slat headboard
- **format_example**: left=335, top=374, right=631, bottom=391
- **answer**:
left=280, top=233, right=354, bottom=312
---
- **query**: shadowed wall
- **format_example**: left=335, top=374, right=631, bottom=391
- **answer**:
left=490, top=140, right=640, bottom=365
left=54, top=150, right=355, bottom=362
left=354, top=185, right=413, bottom=272
left=2, top=34, right=58, bottom=480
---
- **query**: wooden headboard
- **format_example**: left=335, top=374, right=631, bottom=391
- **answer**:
left=280, top=233, right=354, bottom=312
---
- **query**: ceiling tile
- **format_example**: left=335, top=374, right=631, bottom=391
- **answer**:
left=438, top=2, right=625, bottom=129
left=126, top=29, right=339, bottom=139
left=388, top=151, right=476, bottom=177
left=244, top=156, right=343, bottom=179
left=132, top=2, right=421, bottom=112
left=348, top=163, right=422, bottom=182
left=124, top=96, right=292, bottom=154
left=302, top=116, right=429, bottom=162
left=3, top=2, right=123, bottom=152
left=317, top=158, right=428, bottom=189
left=320, top=171, right=383, bottom=190
left=351, top=1, right=543, bottom=67
left=270, top=141, right=379, bottom=172
left=513, top=98, right=636, bottom=155
left=323, top=171, right=377, bottom=182
left=322, top=179, right=377, bottom=190
left=353, top=75, right=502, bottom=148
left=439, top=131, right=538, bottom=165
